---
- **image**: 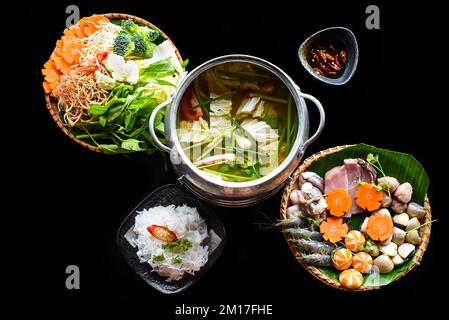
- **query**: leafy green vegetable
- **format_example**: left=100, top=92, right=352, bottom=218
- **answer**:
left=79, top=80, right=164, bottom=154
left=139, top=58, right=177, bottom=81
left=121, top=139, right=146, bottom=151
left=181, top=59, right=189, bottom=68
left=98, top=144, right=136, bottom=155
left=162, top=239, right=193, bottom=253
left=89, top=103, right=109, bottom=116
left=68, top=18, right=180, bottom=156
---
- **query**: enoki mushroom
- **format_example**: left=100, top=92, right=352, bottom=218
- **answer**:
left=54, top=69, right=108, bottom=127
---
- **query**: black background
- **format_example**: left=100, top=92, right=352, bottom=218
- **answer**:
left=19, top=0, right=446, bottom=316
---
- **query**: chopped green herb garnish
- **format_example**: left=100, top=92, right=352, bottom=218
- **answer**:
left=162, top=239, right=192, bottom=253
left=152, top=254, right=165, bottom=262
left=171, top=255, right=182, bottom=265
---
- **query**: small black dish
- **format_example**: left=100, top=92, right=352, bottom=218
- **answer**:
left=299, top=27, right=359, bottom=85
left=116, top=184, right=226, bottom=295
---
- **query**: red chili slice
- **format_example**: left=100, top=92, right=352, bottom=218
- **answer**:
left=147, top=225, right=178, bottom=242
left=97, top=51, right=108, bottom=62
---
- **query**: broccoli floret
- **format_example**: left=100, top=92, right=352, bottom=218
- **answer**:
left=115, top=19, right=159, bottom=59
left=121, top=19, right=137, bottom=33
left=131, top=34, right=156, bottom=58
left=113, top=33, right=135, bottom=57
left=136, top=26, right=159, bottom=42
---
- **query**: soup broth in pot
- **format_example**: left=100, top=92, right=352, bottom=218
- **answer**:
left=176, top=62, right=298, bottom=182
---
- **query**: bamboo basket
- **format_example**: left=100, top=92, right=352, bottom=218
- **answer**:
left=279, top=145, right=432, bottom=291
left=43, top=13, right=184, bottom=153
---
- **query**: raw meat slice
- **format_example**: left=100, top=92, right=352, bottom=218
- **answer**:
left=344, top=159, right=365, bottom=214
left=324, top=158, right=377, bottom=216
left=324, top=165, right=348, bottom=194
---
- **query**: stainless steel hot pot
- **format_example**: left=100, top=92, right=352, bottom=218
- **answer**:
left=149, top=54, right=325, bottom=207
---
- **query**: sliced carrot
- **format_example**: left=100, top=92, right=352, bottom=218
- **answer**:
left=320, top=217, right=349, bottom=243
left=366, top=212, right=393, bottom=242
left=355, top=184, right=383, bottom=212
left=42, top=62, right=60, bottom=83
left=53, top=46, right=65, bottom=61
left=60, top=39, right=80, bottom=64
left=45, top=72, right=60, bottom=84
left=43, top=81, right=51, bottom=94
left=43, top=59, right=56, bottom=72
left=83, top=15, right=109, bottom=25
left=326, top=188, right=352, bottom=217
left=82, top=23, right=98, bottom=36
left=44, top=65, right=60, bottom=78
left=48, top=82, right=58, bottom=91
left=42, top=15, right=110, bottom=95
left=79, top=15, right=109, bottom=36
left=63, top=27, right=76, bottom=37
left=74, top=25, right=86, bottom=38
left=51, top=53, right=72, bottom=73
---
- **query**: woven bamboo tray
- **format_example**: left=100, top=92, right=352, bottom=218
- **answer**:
left=279, top=145, right=432, bottom=291
left=43, top=13, right=184, bottom=153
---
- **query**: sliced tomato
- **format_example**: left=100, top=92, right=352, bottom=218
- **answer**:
left=147, top=225, right=178, bottom=242
left=181, top=88, right=203, bottom=122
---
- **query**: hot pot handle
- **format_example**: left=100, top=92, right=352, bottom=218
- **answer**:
left=296, top=90, right=326, bottom=151
left=148, top=98, right=173, bottom=153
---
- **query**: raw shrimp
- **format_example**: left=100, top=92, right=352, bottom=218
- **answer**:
left=274, top=218, right=308, bottom=229
left=295, top=238, right=335, bottom=255
left=297, top=253, right=332, bottom=267
left=283, top=228, right=322, bottom=241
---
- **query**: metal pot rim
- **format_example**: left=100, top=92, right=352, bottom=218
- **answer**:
left=168, top=54, right=310, bottom=189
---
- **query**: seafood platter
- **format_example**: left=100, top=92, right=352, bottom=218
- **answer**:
left=41, top=13, right=432, bottom=292
left=279, top=144, right=431, bottom=290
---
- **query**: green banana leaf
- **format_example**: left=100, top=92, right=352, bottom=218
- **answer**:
left=307, top=143, right=429, bottom=287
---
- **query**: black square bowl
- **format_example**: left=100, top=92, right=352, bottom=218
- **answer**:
left=116, top=184, right=226, bottom=294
